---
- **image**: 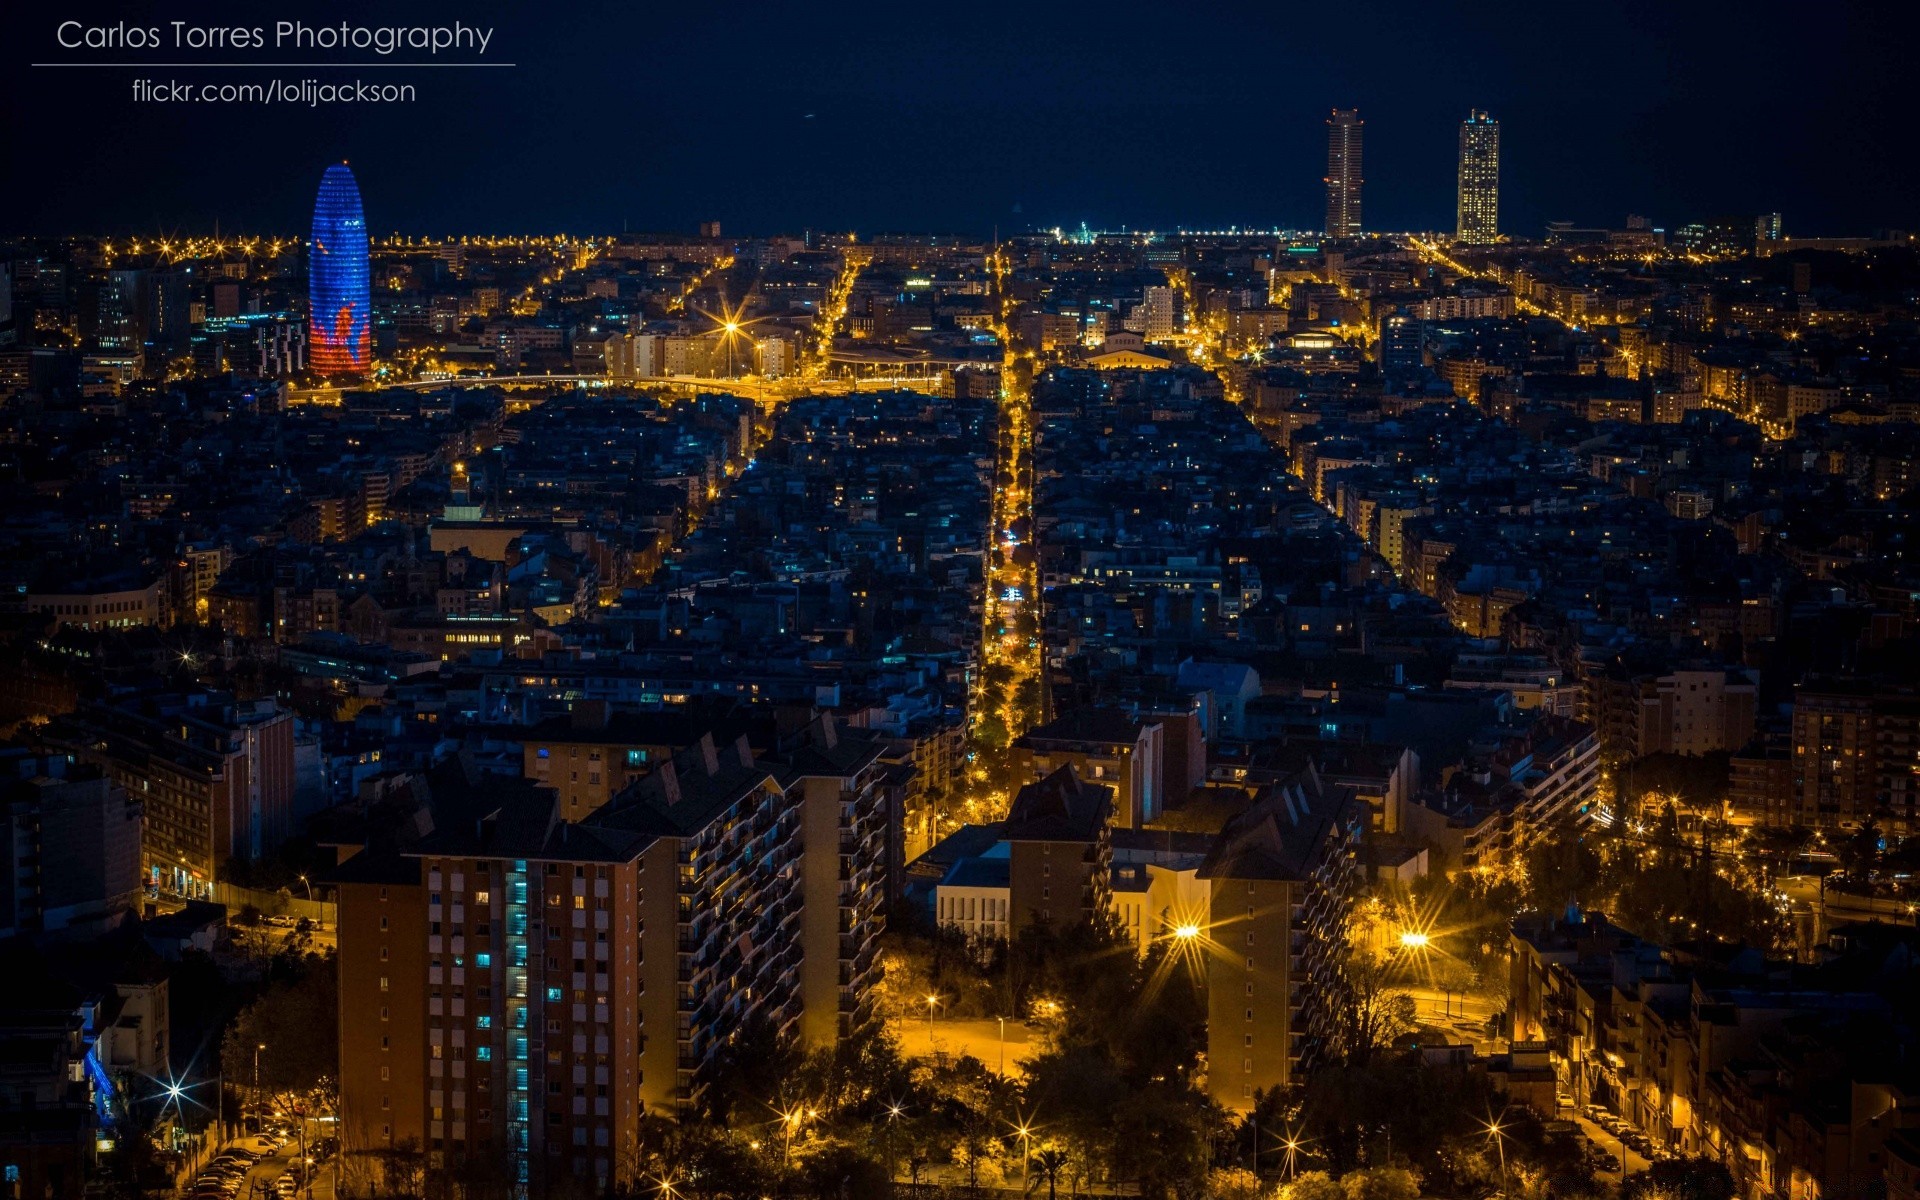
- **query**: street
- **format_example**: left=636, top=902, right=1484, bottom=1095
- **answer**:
left=1566, top=1112, right=1652, bottom=1186
left=894, top=1016, right=1041, bottom=1076
left=1402, top=985, right=1504, bottom=1053
left=182, top=1131, right=337, bottom=1200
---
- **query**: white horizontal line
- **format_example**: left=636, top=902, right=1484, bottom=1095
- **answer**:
left=30, top=62, right=515, bottom=67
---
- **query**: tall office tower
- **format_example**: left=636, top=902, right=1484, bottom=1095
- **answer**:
left=1456, top=110, right=1501, bottom=245
left=1324, top=109, right=1364, bottom=239
left=309, top=162, right=372, bottom=377
left=1756, top=212, right=1783, bottom=242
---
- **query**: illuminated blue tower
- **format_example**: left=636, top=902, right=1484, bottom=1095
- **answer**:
left=309, top=162, right=371, bottom=376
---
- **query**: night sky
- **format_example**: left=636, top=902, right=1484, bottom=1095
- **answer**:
left=4, top=0, right=1917, bottom=238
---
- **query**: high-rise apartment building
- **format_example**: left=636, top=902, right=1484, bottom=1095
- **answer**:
left=1456, top=111, right=1500, bottom=245
left=336, top=718, right=890, bottom=1194
left=1141, top=286, right=1176, bottom=341
left=310, top=163, right=372, bottom=378
left=1378, top=307, right=1425, bottom=376
left=1324, top=109, right=1364, bottom=239
left=1010, top=707, right=1163, bottom=829
left=1199, top=764, right=1363, bottom=1112
left=1001, top=766, right=1115, bottom=936
left=1787, top=680, right=1920, bottom=834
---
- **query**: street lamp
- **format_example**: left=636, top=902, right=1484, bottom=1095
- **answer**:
left=254, top=1044, right=264, bottom=1123
left=1012, top=1121, right=1035, bottom=1190
left=884, top=1101, right=904, bottom=1180
left=1398, top=929, right=1431, bottom=949
left=996, top=1015, right=1006, bottom=1075
left=297, top=875, right=313, bottom=902
left=778, top=1105, right=803, bottom=1160
left=1483, top=1113, right=1510, bottom=1197
left=924, top=993, right=941, bottom=1041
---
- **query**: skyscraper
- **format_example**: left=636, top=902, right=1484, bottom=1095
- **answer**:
left=1456, top=111, right=1500, bottom=245
left=1324, top=109, right=1364, bottom=239
left=309, top=163, right=371, bottom=377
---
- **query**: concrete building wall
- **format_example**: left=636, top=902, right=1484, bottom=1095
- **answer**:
left=1206, top=876, right=1300, bottom=1111
left=337, top=869, right=428, bottom=1166
left=797, top=774, right=846, bottom=1050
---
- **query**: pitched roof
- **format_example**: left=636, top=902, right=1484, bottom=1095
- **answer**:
left=1198, top=767, right=1354, bottom=882
left=1016, top=706, right=1142, bottom=748
left=1003, top=765, right=1113, bottom=843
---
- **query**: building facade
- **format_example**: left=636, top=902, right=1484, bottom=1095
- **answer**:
left=1199, top=765, right=1363, bottom=1112
left=335, top=720, right=890, bottom=1195
left=1325, top=109, right=1364, bottom=239
left=310, top=163, right=372, bottom=378
left=1456, top=111, right=1500, bottom=245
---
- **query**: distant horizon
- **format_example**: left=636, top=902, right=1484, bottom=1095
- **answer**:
left=8, top=218, right=1908, bottom=244
left=8, top=0, right=1919, bottom=239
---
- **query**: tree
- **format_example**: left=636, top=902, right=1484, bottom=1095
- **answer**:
left=1342, top=1166, right=1420, bottom=1200
left=370, top=1138, right=429, bottom=1200
left=1284, top=1171, right=1345, bottom=1200
left=220, top=955, right=339, bottom=1122
left=1839, top=819, right=1884, bottom=888
left=974, top=712, right=1012, bottom=753
left=1206, top=1167, right=1262, bottom=1200
left=696, top=1011, right=802, bottom=1126
left=1622, top=1156, right=1737, bottom=1200
left=1108, top=1079, right=1220, bottom=1198
left=794, top=1138, right=889, bottom=1200
left=1028, top=1147, right=1071, bottom=1200
left=1329, top=949, right=1417, bottom=1066
left=1515, top=823, right=1603, bottom=914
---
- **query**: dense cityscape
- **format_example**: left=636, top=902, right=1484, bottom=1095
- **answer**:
left=3, top=97, right=1920, bottom=1200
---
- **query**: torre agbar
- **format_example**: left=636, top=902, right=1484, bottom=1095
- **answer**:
left=309, top=162, right=372, bottom=376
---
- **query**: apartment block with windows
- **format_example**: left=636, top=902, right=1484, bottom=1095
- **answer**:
left=1198, top=764, right=1363, bottom=1112
left=336, top=718, right=892, bottom=1194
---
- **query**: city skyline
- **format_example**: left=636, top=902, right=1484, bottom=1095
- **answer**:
left=3, top=0, right=1916, bottom=237
left=6, top=4, right=1920, bottom=1199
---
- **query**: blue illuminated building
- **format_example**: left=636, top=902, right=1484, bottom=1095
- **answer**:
left=308, top=163, right=371, bottom=377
